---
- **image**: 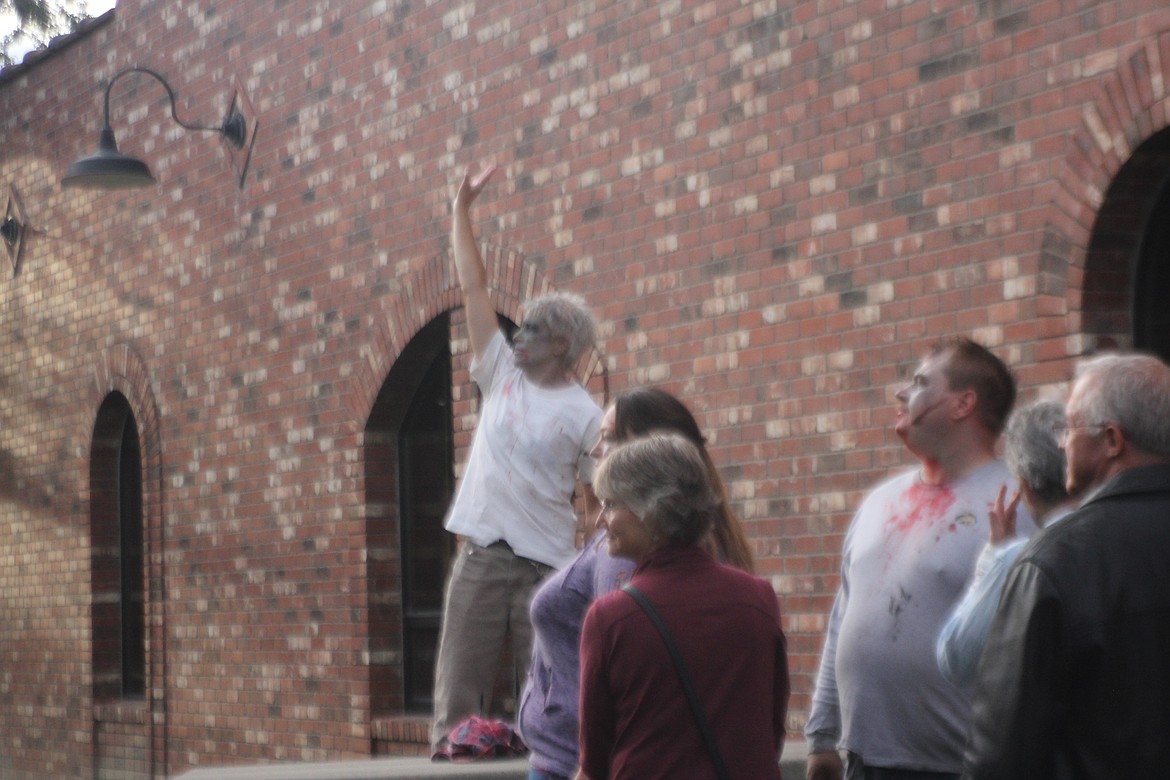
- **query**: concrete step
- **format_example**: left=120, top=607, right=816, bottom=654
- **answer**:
left=172, top=741, right=809, bottom=779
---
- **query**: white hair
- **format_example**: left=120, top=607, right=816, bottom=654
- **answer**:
left=1074, top=353, right=1170, bottom=456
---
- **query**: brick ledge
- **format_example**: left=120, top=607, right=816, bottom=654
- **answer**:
left=370, top=714, right=431, bottom=744
left=94, top=698, right=149, bottom=725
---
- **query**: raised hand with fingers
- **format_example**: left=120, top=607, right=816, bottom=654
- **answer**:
left=450, top=163, right=501, bottom=361
left=454, top=164, right=497, bottom=212
left=988, top=483, right=1021, bottom=545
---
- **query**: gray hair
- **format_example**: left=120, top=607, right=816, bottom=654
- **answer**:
left=1004, top=400, right=1068, bottom=505
left=522, top=292, right=597, bottom=371
left=594, top=433, right=720, bottom=548
left=1074, top=353, right=1170, bottom=457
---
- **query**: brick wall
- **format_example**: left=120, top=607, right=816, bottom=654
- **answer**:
left=3, top=0, right=1170, bottom=775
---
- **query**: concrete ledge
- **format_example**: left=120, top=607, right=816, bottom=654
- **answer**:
left=174, top=757, right=532, bottom=780
left=172, top=741, right=808, bottom=779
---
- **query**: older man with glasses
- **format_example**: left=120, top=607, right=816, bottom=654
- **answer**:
left=963, top=352, right=1170, bottom=780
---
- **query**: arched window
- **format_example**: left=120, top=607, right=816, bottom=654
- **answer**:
left=1083, top=127, right=1170, bottom=364
left=90, top=392, right=145, bottom=699
left=1133, top=138, right=1170, bottom=363
left=366, top=314, right=456, bottom=713
left=397, top=335, right=456, bottom=710
left=366, top=312, right=525, bottom=715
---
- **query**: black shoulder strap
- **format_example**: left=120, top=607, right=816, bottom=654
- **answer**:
left=622, top=583, right=731, bottom=780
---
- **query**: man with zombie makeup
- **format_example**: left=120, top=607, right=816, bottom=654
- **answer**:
left=805, top=338, right=1036, bottom=780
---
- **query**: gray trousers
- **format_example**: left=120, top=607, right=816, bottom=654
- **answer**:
left=430, top=540, right=552, bottom=748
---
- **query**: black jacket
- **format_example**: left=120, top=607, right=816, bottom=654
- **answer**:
left=962, top=463, right=1170, bottom=780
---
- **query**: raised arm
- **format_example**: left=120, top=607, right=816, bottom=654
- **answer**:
left=452, top=165, right=504, bottom=361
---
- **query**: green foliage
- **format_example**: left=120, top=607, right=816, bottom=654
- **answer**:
left=2, top=0, right=93, bottom=67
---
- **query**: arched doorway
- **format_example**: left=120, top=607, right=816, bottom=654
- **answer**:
left=1083, top=127, right=1170, bottom=363
left=365, top=314, right=456, bottom=714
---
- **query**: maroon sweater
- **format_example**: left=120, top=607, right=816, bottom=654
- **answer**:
left=578, top=545, right=789, bottom=780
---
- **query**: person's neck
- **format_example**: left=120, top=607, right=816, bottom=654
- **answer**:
left=1091, top=451, right=1170, bottom=492
left=524, top=362, right=573, bottom=388
left=1118, top=451, right=1170, bottom=471
left=917, top=444, right=995, bottom=486
left=1032, top=497, right=1077, bottom=527
left=905, top=421, right=999, bottom=487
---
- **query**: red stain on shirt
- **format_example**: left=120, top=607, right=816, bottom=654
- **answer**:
left=886, top=481, right=957, bottom=535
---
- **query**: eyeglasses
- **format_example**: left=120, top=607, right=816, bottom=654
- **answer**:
left=599, top=499, right=645, bottom=526
left=516, top=320, right=549, bottom=339
left=1052, top=421, right=1109, bottom=438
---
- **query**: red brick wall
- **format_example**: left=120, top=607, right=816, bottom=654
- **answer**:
left=3, top=0, right=1170, bottom=775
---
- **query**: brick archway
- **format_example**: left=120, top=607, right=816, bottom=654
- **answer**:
left=1045, top=32, right=1170, bottom=360
left=88, top=343, right=167, bottom=778
left=346, top=244, right=605, bottom=422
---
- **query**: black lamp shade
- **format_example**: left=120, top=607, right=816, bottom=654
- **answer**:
left=62, top=126, right=156, bottom=189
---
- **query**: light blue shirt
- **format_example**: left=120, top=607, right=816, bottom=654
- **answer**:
left=935, top=509, right=1071, bottom=687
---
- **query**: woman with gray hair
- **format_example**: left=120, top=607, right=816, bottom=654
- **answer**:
left=936, top=399, right=1078, bottom=686
left=518, top=388, right=752, bottom=780
left=576, top=434, right=789, bottom=780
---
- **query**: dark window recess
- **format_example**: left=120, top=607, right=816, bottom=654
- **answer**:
left=90, top=393, right=146, bottom=700
left=1134, top=159, right=1170, bottom=364
left=398, top=342, right=456, bottom=711
left=367, top=314, right=458, bottom=714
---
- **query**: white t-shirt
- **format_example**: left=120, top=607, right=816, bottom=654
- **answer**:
left=444, top=330, right=601, bottom=568
left=806, top=459, right=1037, bottom=772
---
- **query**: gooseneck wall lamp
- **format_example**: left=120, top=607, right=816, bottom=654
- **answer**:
left=62, top=66, right=247, bottom=189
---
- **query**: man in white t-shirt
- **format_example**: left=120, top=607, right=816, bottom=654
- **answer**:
left=431, top=164, right=602, bottom=752
left=805, top=339, right=1036, bottom=780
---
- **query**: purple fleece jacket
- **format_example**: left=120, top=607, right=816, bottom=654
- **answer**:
left=517, top=532, right=635, bottom=778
